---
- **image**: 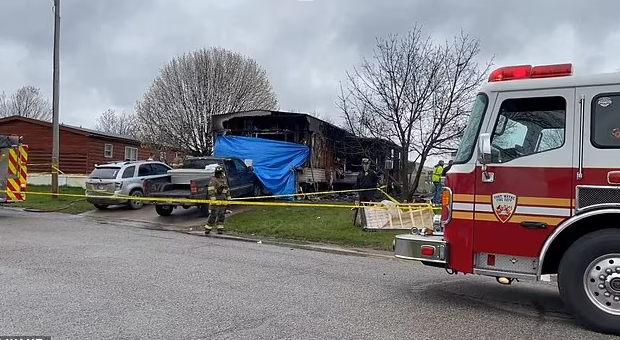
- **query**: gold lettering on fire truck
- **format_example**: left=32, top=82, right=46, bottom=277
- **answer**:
left=491, top=193, right=517, bottom=223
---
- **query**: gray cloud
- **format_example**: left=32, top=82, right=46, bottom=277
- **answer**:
left=1, top=0, right=619, bottom=128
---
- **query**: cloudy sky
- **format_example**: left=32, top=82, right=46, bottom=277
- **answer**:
left=0, top=0, right=617, bottom=130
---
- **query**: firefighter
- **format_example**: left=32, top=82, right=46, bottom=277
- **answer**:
left=442, top=159, right=454, bottom=176
left=431, top=160, right=445, bottom=205
left=205, top=165, right=230, bottom=235
left=355, top=158, right=379, bottom=202
left=171, top=153, right=184, bottom=168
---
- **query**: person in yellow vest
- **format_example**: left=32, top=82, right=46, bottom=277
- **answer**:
left=431, top=160, right=445, bottom=205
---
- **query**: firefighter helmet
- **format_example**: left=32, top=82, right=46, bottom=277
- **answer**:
left=214, top=165, right=224, bottom=176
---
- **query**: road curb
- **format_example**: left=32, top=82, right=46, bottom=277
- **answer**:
left=83, top=215, right=401, bottom=260
left=174, top=230, right=396, bottom=259
left=184, top=230, right=398, bottom=260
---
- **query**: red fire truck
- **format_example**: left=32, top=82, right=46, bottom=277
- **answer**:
left=393, top=63, right=620, bottom=335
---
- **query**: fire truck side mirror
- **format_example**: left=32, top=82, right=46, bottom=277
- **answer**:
left=477, top=133, right=492, bottom=164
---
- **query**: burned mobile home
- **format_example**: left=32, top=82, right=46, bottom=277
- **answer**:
left=211, top=110, right=402, bottom=192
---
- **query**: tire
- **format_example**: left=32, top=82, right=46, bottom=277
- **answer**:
left=155, top=204, right=174, bottom=216
left=197, top=204, right=210, bottom=217
left=252, top=183, right=262, bottom=198
left=93, top=204, right=108, bottom=210
left=557, top=229, right=620, bottom=335
left=127, top=189, right=144, bottom=210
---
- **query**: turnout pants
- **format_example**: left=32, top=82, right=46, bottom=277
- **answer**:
left=205, top=204, right=226, bottom=233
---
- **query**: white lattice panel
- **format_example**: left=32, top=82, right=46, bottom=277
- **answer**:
left=361, top=201, right=434, bottom=230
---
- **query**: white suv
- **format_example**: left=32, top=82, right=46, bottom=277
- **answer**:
left=85, top=160, right=171, bottom=210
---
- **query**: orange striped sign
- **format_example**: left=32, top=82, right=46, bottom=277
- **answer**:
left=19, top=144, right=28, bottom=199
left=5, top=147, right=23, bottom=202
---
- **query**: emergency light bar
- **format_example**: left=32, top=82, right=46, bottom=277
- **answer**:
left=488, top=63, right=573, bottom=82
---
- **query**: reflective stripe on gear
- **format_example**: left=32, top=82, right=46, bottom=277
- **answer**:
left=216, top=225, right=224, bottom=230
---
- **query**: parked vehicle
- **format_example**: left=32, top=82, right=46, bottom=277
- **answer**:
left=85, top=160, right=172, bottom=210
left=143, top=156, right=261, bottom=217
left=393, top=62, right=620, bottom=335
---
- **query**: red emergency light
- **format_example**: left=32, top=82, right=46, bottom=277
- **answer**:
left=488, top=63, right=573, bottom=82
left=607, top=171, right=620, bottom=185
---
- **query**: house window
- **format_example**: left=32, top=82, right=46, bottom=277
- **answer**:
left=125, top=146, right=138, bottom=161
left=104, top=143, right=113, bottom=158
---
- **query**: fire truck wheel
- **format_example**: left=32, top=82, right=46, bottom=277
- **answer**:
left=557, top=229, right=620, bottom=335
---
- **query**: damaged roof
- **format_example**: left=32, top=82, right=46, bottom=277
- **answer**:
left=211, top=109, right=401, bottom=149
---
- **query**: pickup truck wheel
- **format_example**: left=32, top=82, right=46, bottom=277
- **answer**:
left=252, top=183, right=262, bottom=197
left=93, top=204, right=108, bottom=210
left=197, top=204, right=210, bottom=217
left=127, top=189, right=144, bottom=210
left=155, top=205, right=174, bottom=216
left=558, top=229, right=620, bottom=335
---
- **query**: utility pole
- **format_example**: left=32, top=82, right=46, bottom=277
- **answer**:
left=51, top=0, right=60, bottom=198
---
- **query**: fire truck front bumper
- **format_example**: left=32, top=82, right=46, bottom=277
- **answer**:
left=393, top=234, right=447, bottom=264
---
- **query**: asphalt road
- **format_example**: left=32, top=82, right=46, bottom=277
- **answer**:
left=0, top=208, right=615, bottom=340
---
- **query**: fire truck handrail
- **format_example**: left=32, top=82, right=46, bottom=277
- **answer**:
left=537, top=207, right=620, bottom=278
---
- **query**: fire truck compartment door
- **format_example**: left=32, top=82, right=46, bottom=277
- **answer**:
left=474, top=88, right=576, bottom=258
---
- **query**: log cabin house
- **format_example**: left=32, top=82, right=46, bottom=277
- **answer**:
left=0, top=116, right=177, bottom=174
left=211, top=110, right=403, bottom=191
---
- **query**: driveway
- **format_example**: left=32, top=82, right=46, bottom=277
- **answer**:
left=80, top=204, right=251, bottom=230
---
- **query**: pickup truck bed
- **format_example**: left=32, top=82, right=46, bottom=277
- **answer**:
left=143, top=176, right=211, bottom=216
left=149, top=188, right=197, bottom=199
left=144, top=156, right=260, bottom=217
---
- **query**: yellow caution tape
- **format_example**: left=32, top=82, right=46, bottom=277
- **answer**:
left=0, top=189, right=436, bottom=212
left=376, top=187, right=399, bottom=204
left=231, top=185, right=387, bottom=200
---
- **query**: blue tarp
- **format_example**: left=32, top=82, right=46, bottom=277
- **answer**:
left=213, top=135, right=310, bottom=200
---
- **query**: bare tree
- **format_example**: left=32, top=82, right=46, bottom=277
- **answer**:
left=0, top=86, right=52, bottom=121
left=0, top=91, right=8, bottom=117
left=135, top=47, right=279, bottom=155
left=303, top=110, right=339, bottom=126
left=94, top=109, right=138, bottom=137
left=338, top=25, right=492, bottom=200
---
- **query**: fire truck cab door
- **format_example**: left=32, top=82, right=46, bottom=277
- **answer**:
left=575, top=85, right=620, bottom=191
left=473, top=88, right=576, bottom=259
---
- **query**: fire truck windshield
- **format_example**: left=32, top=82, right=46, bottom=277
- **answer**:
left=453, top=93, right=489, bottom=164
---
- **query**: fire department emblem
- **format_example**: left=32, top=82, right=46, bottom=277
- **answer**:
left=598, top=97, right=612, bottom=107
left=491, top=193, right=517, bottom=223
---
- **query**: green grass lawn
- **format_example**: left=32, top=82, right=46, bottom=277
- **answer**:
left=9, top=185, right=94, bottom=214
left=226, top=207, right=404, bottom=251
